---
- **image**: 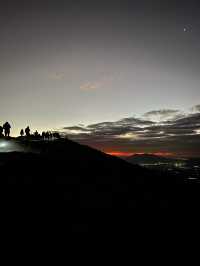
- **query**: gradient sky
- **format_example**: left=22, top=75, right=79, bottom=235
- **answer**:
left=0, top=0, right=200, bottom=156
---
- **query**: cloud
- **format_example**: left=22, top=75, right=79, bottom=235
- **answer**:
left=144, top=109, right=180, bottom=121
left=191, top=104, right=200, bottom=112
left=80, top=82, right=100, bottom=91
left=63, top=126, right=89, bottom=132
left=80, top=72, right=115, bottom=91
left=61, top=106, right=200, bottom=157
left=63, top=126, right=91, bottom=135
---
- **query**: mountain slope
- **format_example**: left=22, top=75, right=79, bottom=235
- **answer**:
left=0, top=138, right=197, bottom=232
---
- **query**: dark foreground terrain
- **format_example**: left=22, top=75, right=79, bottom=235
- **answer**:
left=1, top=138, right=200, bottom=232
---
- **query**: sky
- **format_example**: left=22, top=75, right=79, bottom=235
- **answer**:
left=0, top=0, right=200, bottom=156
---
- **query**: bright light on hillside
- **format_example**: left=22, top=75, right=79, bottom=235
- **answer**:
left=0, top=141, right=8, bottom=149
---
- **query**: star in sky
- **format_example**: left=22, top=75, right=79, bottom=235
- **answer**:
left=183, top=27, right=192, bottom=32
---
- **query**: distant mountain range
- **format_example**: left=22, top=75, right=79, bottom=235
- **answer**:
left=125, top=154, right=181, bottom=165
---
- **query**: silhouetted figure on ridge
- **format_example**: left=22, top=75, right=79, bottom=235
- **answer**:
left=34, top=130, right=39, bottom=136
left=25, top=126, right=31, bottom=137
left=20, top=129, right=24, bottom=137
left=45, top=131, right=50, bottom=141
left=34, top=130, right=40, bottom=139
left=49, top=132, right=53, bottom=140
left=42, top=131, right=46, bottom=140
left=3, top=122, right=11, bottom=137
left=0, top=126, right=3, bottom=137
left=53, top=132, right=61, bottom=139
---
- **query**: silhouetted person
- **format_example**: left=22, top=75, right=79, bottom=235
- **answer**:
left=42, top=131, right=46, bottom=140
left=0, top=126, right=3, bottom=137
left=20, top=129, right=24, bottom=137
left=45, top=131, right=50, bottom=140
left=49, top=132, right=53, bottom=140
left=34, top=130, right=39, bottom=139
left=25, top=126, right=31, bottom=137
left=3, top=122, right=11, bottom=137
left=53, top=132, right=61, bottom=139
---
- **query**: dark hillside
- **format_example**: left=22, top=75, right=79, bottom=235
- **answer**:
left=1, top=138, right=198, bottom=232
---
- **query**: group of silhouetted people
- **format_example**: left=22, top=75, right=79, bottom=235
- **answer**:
left=0, top=122, right=11, bottom=138
left=0, top=121, right=61, bottom=140
left=20, top=126, right=31, bottom=137
left=19, top=126, right=60, bottom=140
left=41, top=131, right=61, bottom=140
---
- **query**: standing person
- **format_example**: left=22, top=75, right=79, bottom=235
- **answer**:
left=45, top=131, right=50, bottom=141
left=3, top=122, right=11, bottom=137
left=25, top=126, right=31, bottom=137
left=49, top=132, right=53, bottom=140
left=0, top=125, right=3, bottom=137
left=20, top=129, right=24, bottom=137
left=42, top=131, right=46, bottom=140
left=34, top=130, right=39, bottom=138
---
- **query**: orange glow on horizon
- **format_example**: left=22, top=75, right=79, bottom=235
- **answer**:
left=106, top=152, right=134, bottom=157
left=105, top=151, right=174, bottom=157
